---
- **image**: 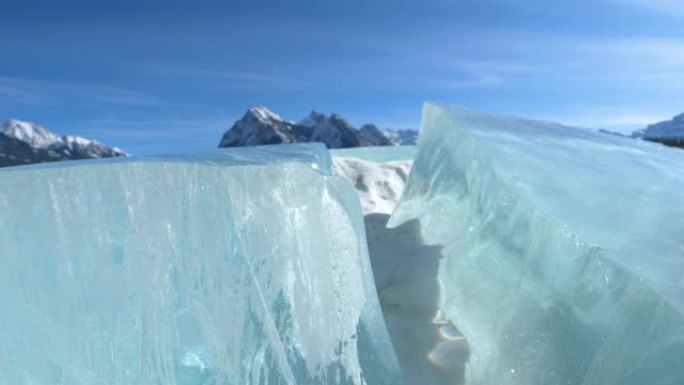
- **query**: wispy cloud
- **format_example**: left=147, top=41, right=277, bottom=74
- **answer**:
left=349, top=55, right=539, bottom=90
left=86, top=118, right=229, bottom=140
left=442, top=59, right=544, bottom=89
left=79, top=117, right=232, bottom=154
left=134, top=64, right=307, bottom=89
left=521, top=36, right=684, bottom=94
left=347, top=30, right=548, bottom=91
left=0, top=77, right=164, bottom=107
left=446, top=75, right=504, bottom=89
left=581, top=37, right=684, bottom=70
left=0, top=78, right=53, bottom=104
left=603, top=0, right=684, bottom=16
left=179, top=69, right=306, bottom=87
left=397, top=33, right=684, bottom=94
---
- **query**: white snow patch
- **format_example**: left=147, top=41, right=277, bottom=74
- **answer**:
left=1, top=119, right=60, bottom=147
left=248, top=105, right=286, bottom=124
left=365, top=214, right=469, bottom=385
left=1, top=118, right=126, bottom=158
left=332, top=157, right=412, bottom=215
left=334, top=155, right=468, bottom=385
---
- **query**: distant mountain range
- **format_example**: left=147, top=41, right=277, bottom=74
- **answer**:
left=10, top=105, right=684, bottom=170
left=0, top=107, right=417, bottom=168
left=218, top=106, right=417, bottom=149
left=0, top=119, right=126, bottom=168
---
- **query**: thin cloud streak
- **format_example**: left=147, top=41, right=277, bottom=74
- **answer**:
left=0, top=77, right=165, bottom=107
left=603, top=0, right=684, bottom=16
left=85, top=118, right=230, bottom=141
left=133, top=64, right=308, bottom=89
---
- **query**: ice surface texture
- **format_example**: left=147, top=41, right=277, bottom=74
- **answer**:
left=390, top=104, right=684, bottom=385
left=0, top=144, right=399, bottom=385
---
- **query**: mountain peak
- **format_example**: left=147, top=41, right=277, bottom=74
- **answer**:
left=329, top=113, right=346, bottom=121
left=219, top=105, right=416, bottom=149
left=0, top=119, right=126, bottom=167
left=309, top=112, right=360, bottom=148
left=219, top=106, right=299, bottom=147
left=1, top=118, right=60, bottom=147
left=359, top=123, right=393, bottom=146
left=360, top=123, right=379, bottom=131
left=245, top=105, right=284, bottom=123
left=298, top=110, right=327, bottom=128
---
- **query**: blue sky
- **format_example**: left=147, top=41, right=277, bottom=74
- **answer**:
left=1, top=0, right=684, bottom=154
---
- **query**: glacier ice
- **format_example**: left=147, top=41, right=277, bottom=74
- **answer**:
left=6, top=103, right=684, bottom=385
left=390, top=103, right=684, bottom=385
left=0, top=144, right=400, bottom=385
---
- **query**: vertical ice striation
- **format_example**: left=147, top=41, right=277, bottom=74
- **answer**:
left=0, top=144, right=400, bottom=385
left=390, top=103, right=684, bottom=385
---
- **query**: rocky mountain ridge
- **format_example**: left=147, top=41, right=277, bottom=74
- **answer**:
left=0, top=119, right=126, bottom=168
left=219, top=106, right=416, bottom=149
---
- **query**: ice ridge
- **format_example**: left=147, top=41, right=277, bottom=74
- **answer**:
left=389, top=103, right=684, bottom=385
left=0, top=143, right=400, bottom=385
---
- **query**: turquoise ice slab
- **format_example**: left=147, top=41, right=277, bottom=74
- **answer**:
left=390, top=103, right=684, bottom=385
left=0, top=143, right=399, bottom=385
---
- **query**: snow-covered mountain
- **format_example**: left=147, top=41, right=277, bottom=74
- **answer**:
left=218, top=106, right=403, bottom=149
left=217, top=106, right=309, bottom=147
left=309, top=112, right=367, bottom=148
left=639, top=112, right=684, bottom=148
left=0, top=119, right=126, bottom=167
